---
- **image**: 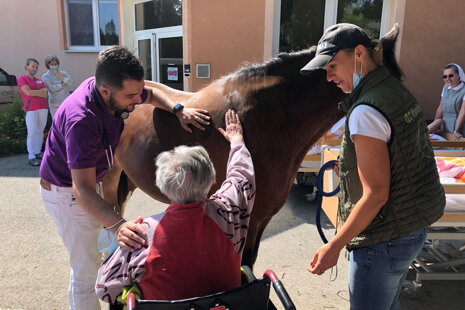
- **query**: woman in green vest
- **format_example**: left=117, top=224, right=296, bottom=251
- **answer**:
left=428, top=63, right=465, bottom=138
left=300, top=23, right=445, bottom=310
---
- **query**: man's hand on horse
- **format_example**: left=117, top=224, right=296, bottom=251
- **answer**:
left=218, top=109, right=243, bottom=142
left=116, top=216, right=147, bottom=252
left=176, top=108, right=210, bottom=133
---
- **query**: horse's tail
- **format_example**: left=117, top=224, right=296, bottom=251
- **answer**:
left=380, top=23, right=404, bottom=80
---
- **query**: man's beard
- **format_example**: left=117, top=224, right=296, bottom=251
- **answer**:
left=108, top=94, right=133, bottom=114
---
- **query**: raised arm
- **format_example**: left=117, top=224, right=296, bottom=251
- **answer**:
left=145, top=85, right=210, bottom=133
left=206, top=109, right=255, bottom=254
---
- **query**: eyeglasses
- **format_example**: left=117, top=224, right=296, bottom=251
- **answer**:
left=443, top=74, right=456, bottom=79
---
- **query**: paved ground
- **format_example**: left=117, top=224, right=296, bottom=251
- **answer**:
left=0, top=154, right=464, bottom=310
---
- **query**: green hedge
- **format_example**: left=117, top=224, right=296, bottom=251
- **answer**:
left=0, top=99, right=51, bottom=157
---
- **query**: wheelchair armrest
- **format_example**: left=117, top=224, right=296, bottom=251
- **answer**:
left=264, top=270, right=296, bottom=310
left=127, top=292, right=136, bottom=310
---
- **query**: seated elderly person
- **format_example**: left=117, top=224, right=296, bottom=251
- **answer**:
left=95, top=109, right=255, bottom=305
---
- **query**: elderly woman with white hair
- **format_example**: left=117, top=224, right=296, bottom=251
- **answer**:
left=428, top=63, right=465, bottom=138
left=42, top=55, right=73, bottom=118
left=96, top=109, right=256, bottom=306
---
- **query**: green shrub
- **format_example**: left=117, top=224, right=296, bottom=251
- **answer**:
left=0, top=98, right=51, bottom=157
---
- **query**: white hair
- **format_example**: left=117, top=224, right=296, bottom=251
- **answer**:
left=155, top=145, right=216, bottom=204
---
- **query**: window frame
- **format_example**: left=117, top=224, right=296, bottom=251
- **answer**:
left=64, top=0, right=120, bottom=52
left=273, top=0, right=393, bottom=57
left=324, top=0, right=392, bottom=38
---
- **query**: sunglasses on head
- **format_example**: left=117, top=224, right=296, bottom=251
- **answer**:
left=443, top=74, right=456, bottom=79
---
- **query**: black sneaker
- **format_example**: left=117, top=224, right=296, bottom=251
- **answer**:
left=35, top=153, right=43, bottom=159
left=28, top=158, right=40, bottom=167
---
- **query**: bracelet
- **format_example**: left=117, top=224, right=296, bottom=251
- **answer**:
left=115, top=222, right=125, bottom=237
left=105, top=218, right=126, bottom=230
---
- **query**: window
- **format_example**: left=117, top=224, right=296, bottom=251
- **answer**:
left=135, top=0, right=182, bottom=31
left=65, top=0, right=119, bottom=51
left=279, top=0, right=325, bottom=52
left=337, top=0, right=384, bottom=39
left=278, top=0, right=389, bottom=53
left=0, top=71, right=8, bottom=86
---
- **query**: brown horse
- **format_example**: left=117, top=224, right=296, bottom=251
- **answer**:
left=103, top=26, right=401, bottom=267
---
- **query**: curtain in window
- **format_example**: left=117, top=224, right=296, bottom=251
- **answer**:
left=68, top=0, right=94, bottom=45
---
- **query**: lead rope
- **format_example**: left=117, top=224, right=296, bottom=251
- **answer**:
left=314, top=160, right=341, bottom=281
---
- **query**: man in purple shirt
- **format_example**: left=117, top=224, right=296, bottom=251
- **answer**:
left=39, top=46, right=210, bottom=310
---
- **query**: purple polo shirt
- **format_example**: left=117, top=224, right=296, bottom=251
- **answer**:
left=40, top=77, right=147, bottom=187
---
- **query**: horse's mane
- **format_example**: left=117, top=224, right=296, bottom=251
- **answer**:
left=228, top=24, right=403, bottom=82
left=229, top=47, right=317, bottom=82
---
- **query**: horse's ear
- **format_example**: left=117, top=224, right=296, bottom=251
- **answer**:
left=380, top=23, right=400, bottom=52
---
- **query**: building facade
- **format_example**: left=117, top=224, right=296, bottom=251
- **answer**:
left=1, top=0, right=464, bottom=118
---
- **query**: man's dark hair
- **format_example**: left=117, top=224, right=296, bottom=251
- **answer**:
left=95, top=46, right=144, bottom=90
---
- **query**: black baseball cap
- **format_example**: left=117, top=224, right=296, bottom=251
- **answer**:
left=300, top=23, right=373, bottom=75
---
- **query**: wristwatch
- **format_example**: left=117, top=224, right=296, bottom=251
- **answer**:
left=172, top=103, right=184, bottom=114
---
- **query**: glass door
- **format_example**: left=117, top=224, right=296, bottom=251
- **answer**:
left=156, top=35, right=183, bottom=90
left=137, top=36, right=153, bottom=81
left=135, top=27, right=183, bottom=90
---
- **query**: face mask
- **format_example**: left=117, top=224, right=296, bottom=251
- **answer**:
left=352, top=54, right=363, bottom=91
left=97, top=228, right=119, bottom=254
left=49, top=65, right=59, bottom=71
left=27, top=69, right=37, bottom=76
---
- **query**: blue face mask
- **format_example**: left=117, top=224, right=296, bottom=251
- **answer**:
left=27, top=69, right=37, bottom=76
left=97, top=228, right=119, bottom=254
left=352, top=55, right=363, bottom=91
left=49, top=65, right=59, bottom=71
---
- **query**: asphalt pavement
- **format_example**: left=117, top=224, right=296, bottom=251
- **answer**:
left=0, top=154, right=463, bottom=310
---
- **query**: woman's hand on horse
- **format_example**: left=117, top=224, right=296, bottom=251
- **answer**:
left=176, top=108, right=210, bottom=133
left=116, top=216, right=147, bottom=252
left=218, top=109, right=243, bottom=142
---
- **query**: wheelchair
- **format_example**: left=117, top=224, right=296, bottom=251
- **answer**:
left=124, top=266, right=296, bottom=310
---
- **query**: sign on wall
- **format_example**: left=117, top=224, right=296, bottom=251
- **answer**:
left=167, top=67, right=178, bottom=81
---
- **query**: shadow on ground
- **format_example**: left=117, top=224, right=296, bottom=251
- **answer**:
left=261, top=184, right=334, bottom=241
left=0, top=154, right=40, bottom=177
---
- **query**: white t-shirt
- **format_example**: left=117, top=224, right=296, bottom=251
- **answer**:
left=348, top=105, right=391, bottom=143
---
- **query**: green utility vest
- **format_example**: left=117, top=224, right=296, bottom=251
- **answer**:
left=338, top=66, right=445, bottom=250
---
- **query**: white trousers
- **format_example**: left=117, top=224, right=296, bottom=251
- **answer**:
left=49, top=102, right=61, bottom=119
left=25, top=109, right=48, bottom=159
left=40, top=184, right=102, bottom=310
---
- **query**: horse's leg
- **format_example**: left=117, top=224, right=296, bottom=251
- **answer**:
left=102, top=164, right=124, bottom=213
left=102, top=158, right=139, bottom=217
left=116, top=171, right=138, bottom=216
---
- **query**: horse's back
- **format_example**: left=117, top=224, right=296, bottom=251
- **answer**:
left=113, top=82, right=232, bottom=204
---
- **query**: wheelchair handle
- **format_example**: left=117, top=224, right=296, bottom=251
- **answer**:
left=127, top=292, right=136, bottom=310
left=264, top=270, right=296, bottom=310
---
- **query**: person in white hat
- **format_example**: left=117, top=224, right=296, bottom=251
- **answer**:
left=428, top=63, right=465, bottom=137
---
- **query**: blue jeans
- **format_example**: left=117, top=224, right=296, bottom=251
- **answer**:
left=348, top=228, right=427, bottom=310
